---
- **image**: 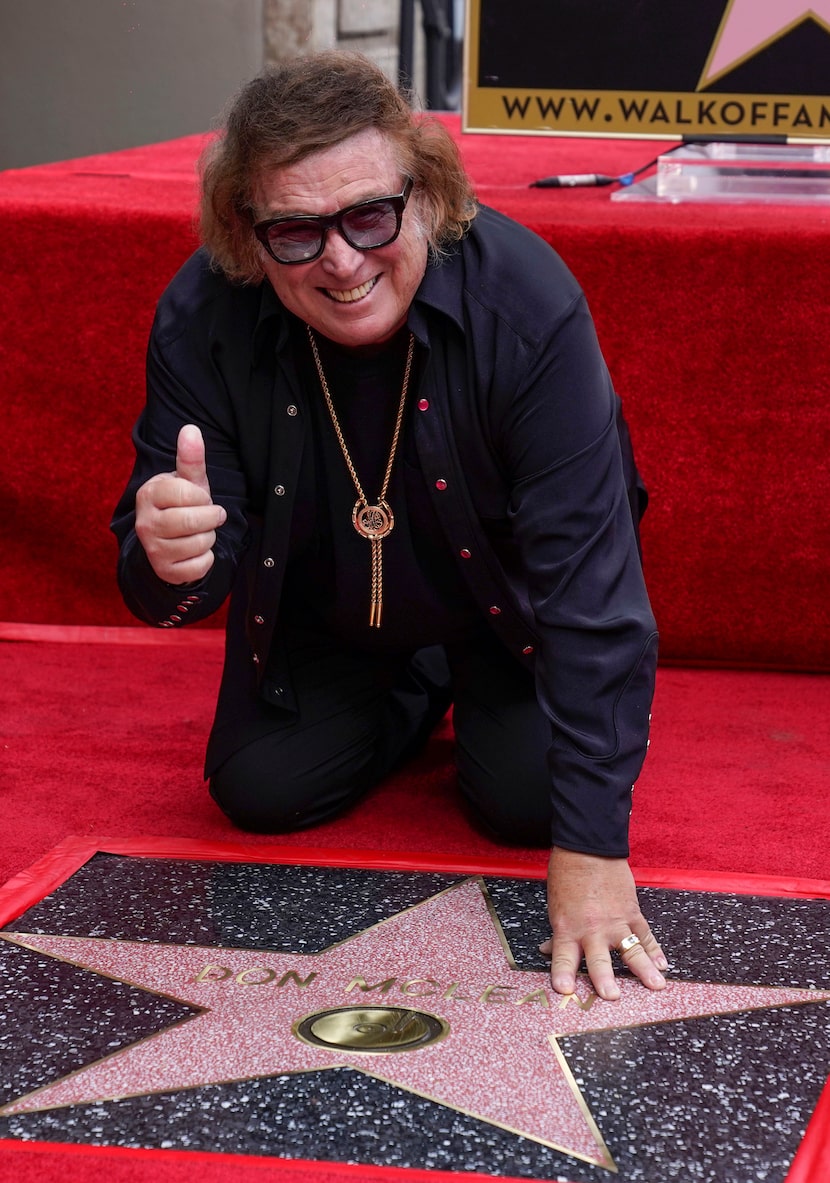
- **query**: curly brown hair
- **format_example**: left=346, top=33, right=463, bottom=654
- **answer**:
left=199, top=51, right=478, bottom=284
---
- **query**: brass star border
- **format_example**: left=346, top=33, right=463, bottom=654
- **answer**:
left=2, top=871, right=829, bottom=1174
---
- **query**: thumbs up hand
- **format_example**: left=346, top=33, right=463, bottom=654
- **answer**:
left=135, top=425, right=227, bottom=585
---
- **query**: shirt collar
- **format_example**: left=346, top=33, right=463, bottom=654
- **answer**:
left=252, top=279, right=287, bottom=361
left=409, top=244, right=466, bottom=344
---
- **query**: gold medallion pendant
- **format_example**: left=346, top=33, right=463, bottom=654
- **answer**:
left=352, top=499, right=394, bottom=540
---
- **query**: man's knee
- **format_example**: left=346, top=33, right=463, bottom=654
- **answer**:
left=210, top=781, right=318, bottom=833
left=455, top=748, right=551, bottom=848
left=461, top=786, right=552, bottom=847
left=208, top=746, right=367, bottom=834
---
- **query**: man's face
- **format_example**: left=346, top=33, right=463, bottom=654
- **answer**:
left=254, top=128, right=429, bottom=350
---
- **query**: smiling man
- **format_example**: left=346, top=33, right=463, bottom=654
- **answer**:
left=111, top=51, right=665, bottom=1002
left=253, top=133, right=425, bottom=348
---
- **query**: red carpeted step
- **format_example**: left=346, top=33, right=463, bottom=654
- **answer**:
left=1, top=635, right=827, bottom=890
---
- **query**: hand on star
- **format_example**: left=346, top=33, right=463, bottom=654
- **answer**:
left=542, top=847, right=669, bottom=1000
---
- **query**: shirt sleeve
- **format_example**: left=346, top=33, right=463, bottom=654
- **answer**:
left=498, top=290, right=658, bottom=857
left=110, top=311, right=252, bottom=629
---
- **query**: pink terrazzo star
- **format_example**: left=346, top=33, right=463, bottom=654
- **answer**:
left=701, top=1, right=830, bottom=86
left=2, top=878, right=828, bottom=1171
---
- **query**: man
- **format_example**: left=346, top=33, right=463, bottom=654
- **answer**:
left=112, top=50, right=667, bottom=1000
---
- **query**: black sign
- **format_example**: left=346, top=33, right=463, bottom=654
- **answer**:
left=464, top=0, right=830, bottom=139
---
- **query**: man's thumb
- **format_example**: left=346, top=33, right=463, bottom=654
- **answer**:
left=175, top=424, right=211, bottom=495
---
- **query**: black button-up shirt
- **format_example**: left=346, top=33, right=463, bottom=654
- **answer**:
left=111, top=205, right=658, bottom=858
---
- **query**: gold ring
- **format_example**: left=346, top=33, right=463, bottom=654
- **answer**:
left=618, top=933, right=642, bottom=955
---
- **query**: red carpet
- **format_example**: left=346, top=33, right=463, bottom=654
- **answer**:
left=1, top=631, right=827, bottom=893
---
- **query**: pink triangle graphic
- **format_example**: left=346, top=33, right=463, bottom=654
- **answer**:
left=701, top=1, right=830, bottom=86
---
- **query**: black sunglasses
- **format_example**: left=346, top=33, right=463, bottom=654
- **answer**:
left=253, top=178, right=414, bottom=265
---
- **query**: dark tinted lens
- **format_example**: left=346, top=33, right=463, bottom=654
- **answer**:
left=341, top=201, right=400, bottom=249
left=267, top=221, right=324, bottom=262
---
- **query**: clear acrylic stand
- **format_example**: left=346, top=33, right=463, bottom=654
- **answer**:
left=612, top=141, right=830, bottom=204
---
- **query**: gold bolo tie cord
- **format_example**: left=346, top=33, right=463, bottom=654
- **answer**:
left=307, top=326, right=415, bottom=628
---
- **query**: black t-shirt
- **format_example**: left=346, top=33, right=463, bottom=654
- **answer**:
left=283, top=319, right=483, bottom=652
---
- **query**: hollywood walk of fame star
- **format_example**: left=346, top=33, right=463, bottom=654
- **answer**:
left=2, top=878, right=828, bottom=1172
left=700, top=0, right=830, bottom=87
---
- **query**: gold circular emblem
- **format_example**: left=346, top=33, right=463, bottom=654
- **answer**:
left=352, top=499, right=394, bottom=540
left=293, top=1006, right=449, bottom=1054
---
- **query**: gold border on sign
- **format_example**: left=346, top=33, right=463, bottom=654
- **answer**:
left=463, top=85, right=830, bottom=141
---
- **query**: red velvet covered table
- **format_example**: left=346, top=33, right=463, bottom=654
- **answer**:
left=1, top=117, right=828, bottom=668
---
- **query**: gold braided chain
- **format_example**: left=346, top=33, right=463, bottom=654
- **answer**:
left=307, top=326, right=415, bottom=627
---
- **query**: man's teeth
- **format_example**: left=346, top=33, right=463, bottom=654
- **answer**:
left=326, top=277, right=377, bottom=303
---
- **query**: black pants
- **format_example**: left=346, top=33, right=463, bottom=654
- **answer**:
left=209, top=627, right=553, bottom=848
